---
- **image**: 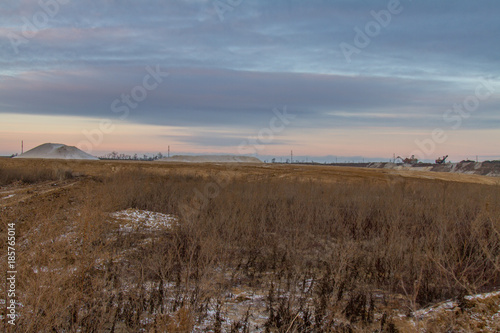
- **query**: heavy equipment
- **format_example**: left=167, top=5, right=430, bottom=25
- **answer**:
left=435, top=155, right=448, bottom=164
left=396, top=155, right=419, bottom=164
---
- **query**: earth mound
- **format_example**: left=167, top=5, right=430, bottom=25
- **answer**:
left=158, top=155, right=262, bottom=163
left=367, top=161, right=500, bottom=177
left=15, top=143, right=99, bottom=160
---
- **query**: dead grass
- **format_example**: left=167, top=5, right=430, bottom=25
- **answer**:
left=0, top=164, right=73, bottom=185
left=0, top=159, right=499, bottom=332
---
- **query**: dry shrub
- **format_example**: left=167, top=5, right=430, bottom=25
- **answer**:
left=0, top=165, right=73, bottom=185
left=2, top=167, right=499, bottom=332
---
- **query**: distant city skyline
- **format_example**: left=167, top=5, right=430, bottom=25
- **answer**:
left=1, top=0, right=499, bottom=161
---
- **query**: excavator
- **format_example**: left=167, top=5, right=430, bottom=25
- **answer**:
left=396, top=155, right=419, bottom=164
left=435, top=155, right=448, bottom=164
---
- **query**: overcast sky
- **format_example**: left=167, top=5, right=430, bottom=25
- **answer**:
left=1, top=0, right=499, bottom=161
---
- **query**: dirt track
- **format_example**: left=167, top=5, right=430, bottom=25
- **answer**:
left=0, top=179, right=79, bottom=208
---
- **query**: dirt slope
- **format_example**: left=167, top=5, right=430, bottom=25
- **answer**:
left=14, top=143, right=98, bottom=160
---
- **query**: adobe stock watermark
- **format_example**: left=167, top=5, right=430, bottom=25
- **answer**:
left=179, top=106, right=294, bottom=220
left=7, top=0, right=71, bottom=54
left=238, top=106, right=295, bottom=155
left=213, top=0, right=243, bottom=22
left=410, top=79, right=495, bottom=160
left=77, top=65, right=169, bottom=154
left=339, top=0, right=410, bottom=63
left=6, top=220, right=17, bottom=326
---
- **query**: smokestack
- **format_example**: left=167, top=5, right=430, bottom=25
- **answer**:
left=22, top=140, right=24, bottom=154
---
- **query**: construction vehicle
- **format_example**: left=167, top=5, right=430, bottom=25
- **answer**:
left=396, top=155, right=419, bottom=164
left=435, top=155, right=448, bottom=164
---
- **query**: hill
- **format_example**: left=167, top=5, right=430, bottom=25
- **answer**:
left=14, top=143, right=98, bottom=160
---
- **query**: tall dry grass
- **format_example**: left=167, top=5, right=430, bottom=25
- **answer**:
left=0, top=165, right=74, bottom=185
left=1, top=168, right=499, bottom=332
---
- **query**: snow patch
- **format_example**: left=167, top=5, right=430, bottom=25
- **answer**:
left=413, top=289, right=500, bottom=320
left=110, top=208, right=178, bottom=232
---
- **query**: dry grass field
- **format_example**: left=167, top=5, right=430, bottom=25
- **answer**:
left=1, top=158, right=500, bottom=332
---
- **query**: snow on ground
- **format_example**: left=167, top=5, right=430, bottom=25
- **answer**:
left=412, top=290, right=500, bottom=319
left=2, top=194, right=15, bottom=200
left=409, top=289, right=500, bottom=332
left=413, top=300, right=456, bottom=319
left=110, top=208, right=178, bottom=232
left=465, top=290, right=500, bottom=301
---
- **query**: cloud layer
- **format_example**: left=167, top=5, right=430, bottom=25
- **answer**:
left=1, top=0, right=499, bottom=160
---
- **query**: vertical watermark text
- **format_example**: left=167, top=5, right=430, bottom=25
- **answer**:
left=6, top=221, right=17, bottom=326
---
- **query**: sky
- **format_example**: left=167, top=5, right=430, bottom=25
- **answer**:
left=0, top=0, right=499, bottom=162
